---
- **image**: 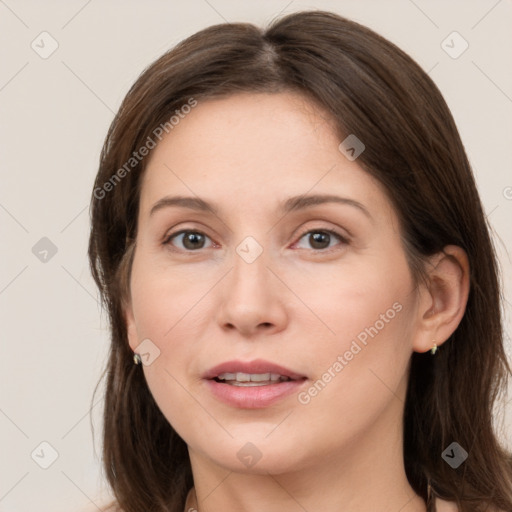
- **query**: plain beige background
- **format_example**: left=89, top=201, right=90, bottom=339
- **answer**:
left=1, top=1, right=511, bottom=511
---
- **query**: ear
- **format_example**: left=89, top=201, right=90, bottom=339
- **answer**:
left=124, top=301, right=139, bottom=353
left=411, top=245, right=470, bottom=353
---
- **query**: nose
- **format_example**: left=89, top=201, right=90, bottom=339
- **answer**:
left=216, top=247, right=288, bottom=337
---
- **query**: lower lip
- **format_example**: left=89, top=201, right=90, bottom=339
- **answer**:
left=204, top=379, right=307, bottom=408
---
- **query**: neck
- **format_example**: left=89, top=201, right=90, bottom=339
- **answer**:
left=185, top=400, right=427, bottom=512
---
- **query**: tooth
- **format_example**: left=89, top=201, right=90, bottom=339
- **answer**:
left=216, top=372, right=293, bottom=383
left=250, top=373, right=271, bottom=382
left=230, top=381, right=270, bottom=387
left=218, top=373, right=236, bottom=380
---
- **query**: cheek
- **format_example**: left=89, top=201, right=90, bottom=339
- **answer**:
left=288, top=249, right=416, bottom=416
left=128, top=251, right=217, bottom=414
left=292, top=283, right=416, bottom=454
left=287, top=248, right=415, bottom=358
left=129, top=251, right=211, bottom=340
left=129, top=259, right=215, bottom=443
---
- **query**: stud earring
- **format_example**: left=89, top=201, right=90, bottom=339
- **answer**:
left=430, top=342, right=438, bottom=355
left=133, top=353, right=142, bottom=365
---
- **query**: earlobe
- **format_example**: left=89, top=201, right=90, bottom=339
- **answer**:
left=412, top=245, right=470, bottom=353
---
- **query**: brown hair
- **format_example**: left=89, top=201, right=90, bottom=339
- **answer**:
left=88, top=10, right=512, bottom=512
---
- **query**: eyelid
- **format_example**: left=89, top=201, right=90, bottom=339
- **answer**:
left=163, top=223, right=350, bottom=253
left=292, top=226, right=350, bottom=252
left=162, top=228, right=217, bottom=248
left=295, top=223, right=350, bottom=241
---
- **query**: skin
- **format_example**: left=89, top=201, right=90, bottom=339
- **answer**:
left=124, top=92, right=470, bottom=512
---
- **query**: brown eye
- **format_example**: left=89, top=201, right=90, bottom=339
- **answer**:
left=295, top=229, right=348, bottom=251
left=164, top=230, right=212, bottom=251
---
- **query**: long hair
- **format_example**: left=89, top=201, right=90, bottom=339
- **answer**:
left=88, top=10, right=512, bottom=512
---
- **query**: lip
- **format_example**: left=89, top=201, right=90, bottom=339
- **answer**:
left=202, top=359, right=307, bottom=381
left=202, top=359, right=308, bottom=409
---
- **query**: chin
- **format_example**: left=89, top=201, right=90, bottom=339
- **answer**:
left=194, top=435, right=308, bottom=475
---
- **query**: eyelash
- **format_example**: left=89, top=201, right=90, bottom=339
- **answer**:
left=162, top=227, right=349, bottom=254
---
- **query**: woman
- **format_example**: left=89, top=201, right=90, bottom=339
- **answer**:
left=88, top=10, right=512, bottom=512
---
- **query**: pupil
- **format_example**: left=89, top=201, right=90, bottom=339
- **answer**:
left=310, top=232, right=329, bottom=249
left=184, top=232, right=204, bottom=249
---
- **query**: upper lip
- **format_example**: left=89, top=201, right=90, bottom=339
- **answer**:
left=203, top=359, right=307, bottom=380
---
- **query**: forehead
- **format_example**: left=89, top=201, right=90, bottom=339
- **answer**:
left=146, top=91, right=339, bottom=164
left=138, top=91, right=391, bottom=220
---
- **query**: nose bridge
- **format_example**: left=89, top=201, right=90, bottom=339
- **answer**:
left=230, top=234, right=272, bottom=295
left=216, top=233, right=286, bottom=334
left=235, top=233, right=268, bottom=268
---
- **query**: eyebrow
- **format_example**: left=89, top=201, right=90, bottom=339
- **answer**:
left=149, top=193, right=373, bottom=220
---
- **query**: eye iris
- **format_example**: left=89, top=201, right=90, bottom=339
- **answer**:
left=309, top=232, right=330, bottom=250
left=183, top=232, right=205, bottom=250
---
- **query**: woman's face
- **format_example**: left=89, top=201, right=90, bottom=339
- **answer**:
left=125, top=91, right=425, bottom=474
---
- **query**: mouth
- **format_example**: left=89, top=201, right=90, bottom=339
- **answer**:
left=213, top=372, right=298, bottom=386
left=203, top=358, right=307, bottom=383
left=202, top=359, right=308, bottom=408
